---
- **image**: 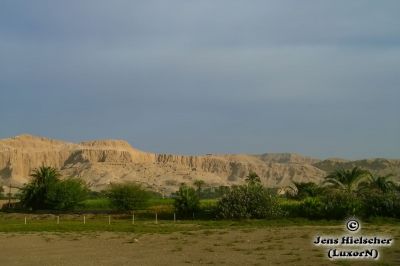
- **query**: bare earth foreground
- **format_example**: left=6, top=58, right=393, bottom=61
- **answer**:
left=0, top=226, right=399, bottom=266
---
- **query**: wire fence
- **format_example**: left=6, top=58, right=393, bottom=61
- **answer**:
left=0, top=210, right=218, bottom=228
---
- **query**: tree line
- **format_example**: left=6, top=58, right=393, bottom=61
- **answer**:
left=5, top=166, right=400, bottom=220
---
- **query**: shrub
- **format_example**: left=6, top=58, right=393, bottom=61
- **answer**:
left=322, top=191, right=363, bottom=219
left=107, top=183, right=151, bottom=212
left=279, top=199, right=302, bottom=217
left=19, top=166, right=88, bottom=211
left=298, top=191, right=363, bottom=220
left=46, top=178, right=89, bottom=211
left=216, top=183, right=281, bottom=219
left=361, top=191, right=400, bottom=218
left=299, top=197, right=326, bottom=219
left=173, top=184, right=200, bottom=217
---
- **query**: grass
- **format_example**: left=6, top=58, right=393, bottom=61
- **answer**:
left=80, top=198, right=111, bottom=210
left=79, top=197, right=216, bottom=212
left=1, top=213, right=398, bottom=233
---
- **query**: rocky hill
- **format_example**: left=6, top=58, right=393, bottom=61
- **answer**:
left=0, top=135, right=399, bottom=194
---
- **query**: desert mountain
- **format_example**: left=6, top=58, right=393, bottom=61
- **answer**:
left=0, top=135, right=399, bottom=194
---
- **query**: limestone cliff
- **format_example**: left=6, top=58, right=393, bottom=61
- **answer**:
left=0, top=135, right=399, bottom=194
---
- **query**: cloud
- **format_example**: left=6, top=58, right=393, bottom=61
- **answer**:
left=0, top=1, right=399, bottom=158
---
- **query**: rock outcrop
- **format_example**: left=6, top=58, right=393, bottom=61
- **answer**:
left=0, top=134, right=399, bottom=194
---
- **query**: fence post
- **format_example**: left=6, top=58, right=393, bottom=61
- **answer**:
left=57, top=216, right=60, bottom=225
left=83, top=215, right=86, bottom=225
left=132, top=212, right=135, bottom=225
left=174, top=213, right=176, bottom=223
left=24, top=216, right=27, bottom=225
left=108, top=215, right=111, bottom=225
left=155, top=213, right=158, bottom=224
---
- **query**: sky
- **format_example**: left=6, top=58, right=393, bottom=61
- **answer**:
left=0, top=1, right=399, bottom=159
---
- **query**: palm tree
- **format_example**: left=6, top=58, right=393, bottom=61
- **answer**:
left=245, top=172, right=261, bottom=185
left=20, top=166, right=61, bottom=209
left=323, top=167, right=370, bottom=194
left=30, top=166, right=60, bottom=186
left=359, top=174, right=396, bottom=193
left=288, top=181, right=323, bottom=199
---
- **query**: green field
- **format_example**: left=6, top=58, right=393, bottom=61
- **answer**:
left=79, top=197, right=214, bottom=211
left=0, top=212, right=398, bottom=233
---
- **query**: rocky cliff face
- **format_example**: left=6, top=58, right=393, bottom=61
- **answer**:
left=0, top=135, right=399, bottom=193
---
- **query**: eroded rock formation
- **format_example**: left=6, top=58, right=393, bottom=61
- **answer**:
left=0, top=134, right=399, bottom=194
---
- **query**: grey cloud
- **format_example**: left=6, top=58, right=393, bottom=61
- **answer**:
left=0, top=1, right=399, bottom=158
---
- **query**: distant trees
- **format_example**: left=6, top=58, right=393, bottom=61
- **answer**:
left=193, top=180, right=206, bottom=198
left=245, top=172, right=261, bottom=185
left=190, top=185, right=230, bottom=199
left=19, top=166, right=88, bottom=211
left=107, top=182, right=151, bottom=212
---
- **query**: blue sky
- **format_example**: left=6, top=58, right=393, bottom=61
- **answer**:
left=0, top=1, right=399, bottom=159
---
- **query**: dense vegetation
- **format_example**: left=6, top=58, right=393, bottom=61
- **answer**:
left=5, top=166, right=400, bottom=221
left=285, top=168, right=400, bottom=219
left=19, top=166, right=88, bottom=211
left=217, top=172, right=280, bottom=219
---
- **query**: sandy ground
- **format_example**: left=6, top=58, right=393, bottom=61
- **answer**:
left=0, top=226, right=399, bottom=266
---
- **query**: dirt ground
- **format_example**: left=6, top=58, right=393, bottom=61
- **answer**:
left=0, top=226, right=398, bottom=266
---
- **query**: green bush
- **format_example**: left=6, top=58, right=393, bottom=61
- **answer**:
left=107, top=183, right=151, bottom=212
left=216, top=184, right=281, bottom=219
left=322, top=191, right=363, bottom=219
left=298, top=191, right=363, bottom=220
left=173, top=184, right=200, bottom=217
left=299, top=197, right=326, bottom=219
left=45, top=178, right=89, bottom=211
left=361, top=191, right=400, bottom=218
left=279, top=199, right=302, bottom=217
left=19, top=166, right=88, bottom=211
